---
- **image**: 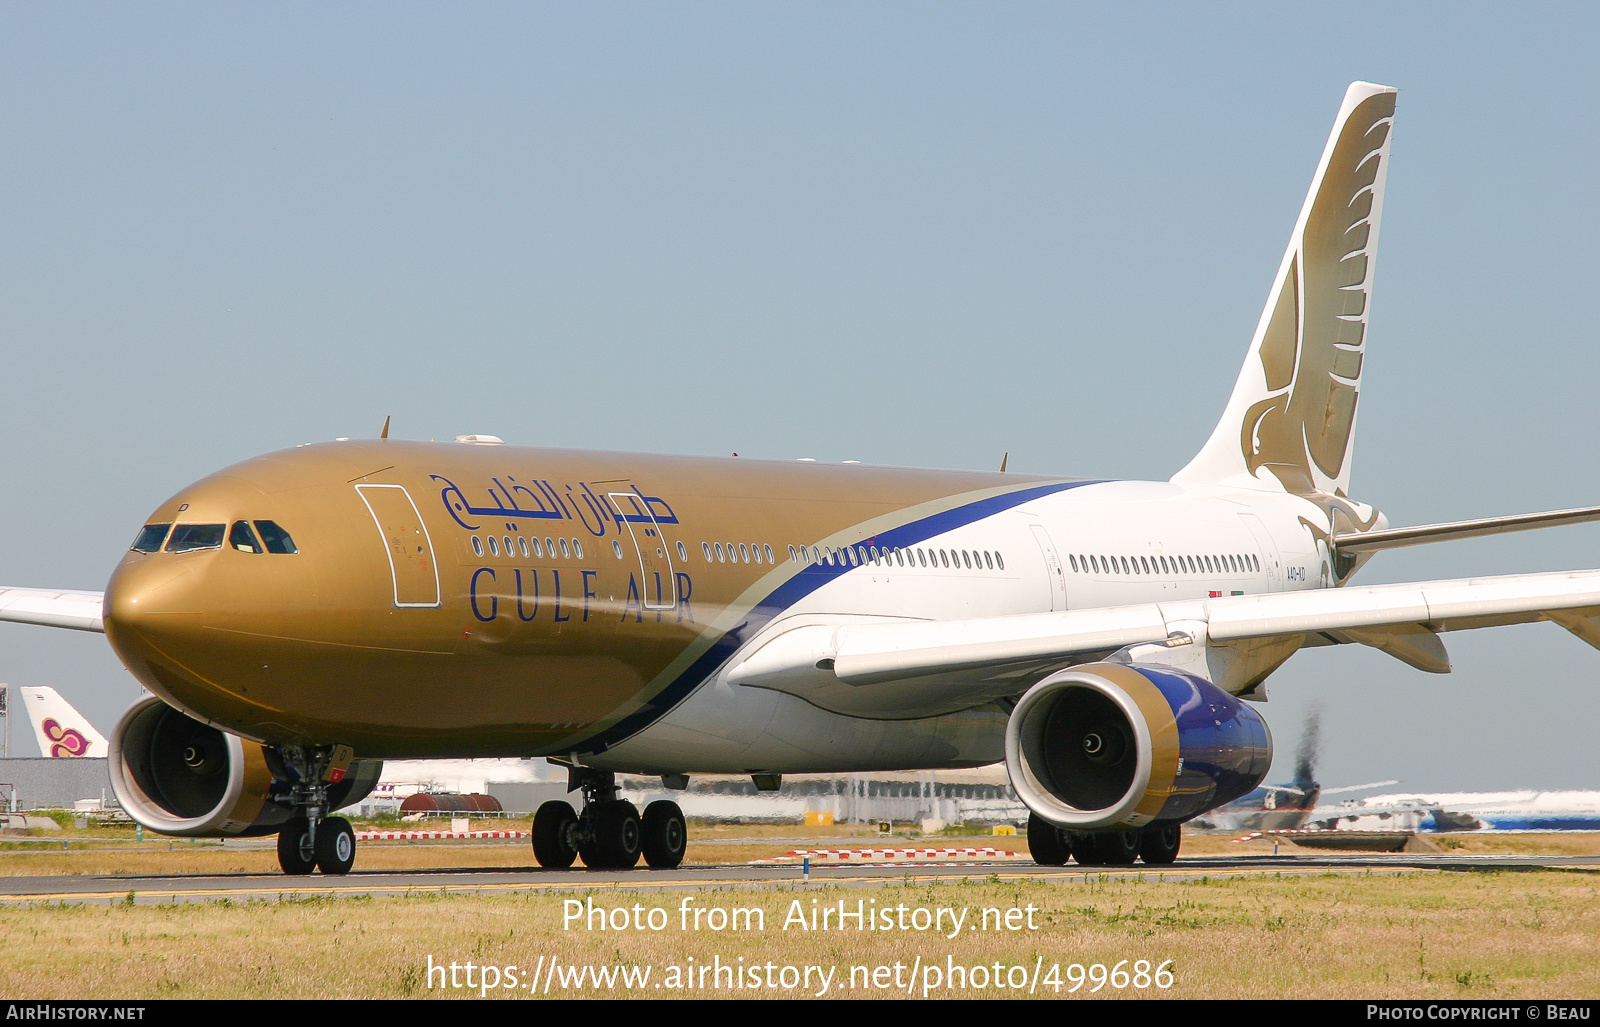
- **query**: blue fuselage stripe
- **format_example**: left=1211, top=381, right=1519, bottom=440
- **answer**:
left=574, top=478, right=1103, bottom=755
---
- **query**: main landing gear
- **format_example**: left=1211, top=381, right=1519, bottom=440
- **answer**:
left=532, top=769, right=687, bottom=870
left=273, top=745, right=358, bottom=876
left=1026, top=813, right=1181, bottom=867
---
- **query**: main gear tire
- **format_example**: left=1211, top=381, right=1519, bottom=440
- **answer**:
left=580, top=800, right=641, bottom=869
left=1139, top=824, right=1182, bottom=865
left=532, top=801, right=579, bottom=869
left=641, top=800, right=688, bottom=869
left=1028, top=813, right=1071, bottom=866
left=1096, top=830, right=1142, bottom=865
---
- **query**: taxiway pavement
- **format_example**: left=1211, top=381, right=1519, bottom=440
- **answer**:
left=2, top=852, right=1596, bottom=906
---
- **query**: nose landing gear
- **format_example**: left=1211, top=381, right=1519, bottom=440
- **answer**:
left=272, top=745, right=358, bottom=876
left=530, top=768, right=689, bottom=870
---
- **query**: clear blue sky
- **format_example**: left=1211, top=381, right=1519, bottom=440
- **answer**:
left=1, top=3, right=1596, bottom=789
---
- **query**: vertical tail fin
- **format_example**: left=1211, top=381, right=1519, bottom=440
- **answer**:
left=18, top=685, right=108, bottom=757
left=1174, top=82, right=1397, bottom=497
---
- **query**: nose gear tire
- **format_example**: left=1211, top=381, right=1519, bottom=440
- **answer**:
left=315, top=816, right=356, bottom=875
left=277, top=817, right=316, bottom=875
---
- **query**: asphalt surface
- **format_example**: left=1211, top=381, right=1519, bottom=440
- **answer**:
left=2, top=852, right=1596, bottom=905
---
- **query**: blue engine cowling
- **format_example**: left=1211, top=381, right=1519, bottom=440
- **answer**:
left=1005, top=662, right=1272, bottom=830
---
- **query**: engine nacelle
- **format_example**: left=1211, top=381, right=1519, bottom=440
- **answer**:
left=108, top=696, right=383, bottom=837
left=1005, top=662, right=1271, bottom=830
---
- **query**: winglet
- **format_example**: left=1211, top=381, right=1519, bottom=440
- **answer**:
left=1174, top=82, right=1397, bottom=497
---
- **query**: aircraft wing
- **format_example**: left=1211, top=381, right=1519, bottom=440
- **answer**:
left=0, top=587, right=106, bottom=633
left=729, top=568, right=1600, bottom=716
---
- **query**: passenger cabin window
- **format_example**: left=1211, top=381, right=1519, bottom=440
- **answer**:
left=677, top=541, right=689, bottom=561
left=131, top=523, right=172, bottom=553
left=229, top=521, right=262, bottom=553
left=166, top=524, right=225, bottom=553
left=472, top=535, right=484, bottom=557
left=254, top=521, right=298, bottom=555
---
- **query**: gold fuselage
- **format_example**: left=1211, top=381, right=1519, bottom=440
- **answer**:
left=104, top=440, right=1066, bottom=759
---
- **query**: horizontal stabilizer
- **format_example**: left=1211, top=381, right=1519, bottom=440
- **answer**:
left=1335, top=504, right=1600, bottom=553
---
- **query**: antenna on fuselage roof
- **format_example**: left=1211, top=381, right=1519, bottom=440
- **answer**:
left=380, top=415, right=390, bottom=440
left=999, top=452, right=1009, bottom=473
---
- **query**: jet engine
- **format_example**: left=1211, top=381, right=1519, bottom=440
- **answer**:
left=1005, top=663, right=1271, bottom=830
left=107, top=696, right=382, bottom=837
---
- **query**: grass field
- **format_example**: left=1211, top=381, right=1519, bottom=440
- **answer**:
left=2, top=825, right=1597, bottom=999
left=2, top=868, right=1597, bottom=999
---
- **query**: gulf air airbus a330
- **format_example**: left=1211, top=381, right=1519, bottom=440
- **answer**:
left=3, top=82, right=1598, bottom=875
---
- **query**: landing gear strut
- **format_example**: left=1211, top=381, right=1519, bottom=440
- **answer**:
left=272, top=745, right=357, bottom=876
left=530, top=768, right=689, bottom=870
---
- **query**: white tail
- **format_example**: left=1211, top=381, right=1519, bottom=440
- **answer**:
left=17, top=685, right=108, bottom=757
left=1174, top=82, right=1397, bottom=498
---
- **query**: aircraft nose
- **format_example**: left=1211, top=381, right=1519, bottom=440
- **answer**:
left=105, top=553, right=204, bottom=627
left=103, top=554, right=209, bottom=681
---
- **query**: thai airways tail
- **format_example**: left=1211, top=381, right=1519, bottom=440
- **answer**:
left=15, top=685, right=109, bottom=757
left=1173, top=82, right=1397, bottom=499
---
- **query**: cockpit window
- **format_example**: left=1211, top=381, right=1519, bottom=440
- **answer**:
left=254, top=520, right=298, bottom=555
left=131, top=524, right=172, bottom=553
left=230, top=521, right=262, bottom=553
left=166, top=524, right=226, bottom=553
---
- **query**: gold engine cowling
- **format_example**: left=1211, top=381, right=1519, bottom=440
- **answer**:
left=107, top=696, right=383, bottom=837
left=1005, top=662, right=1272, bottom=830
